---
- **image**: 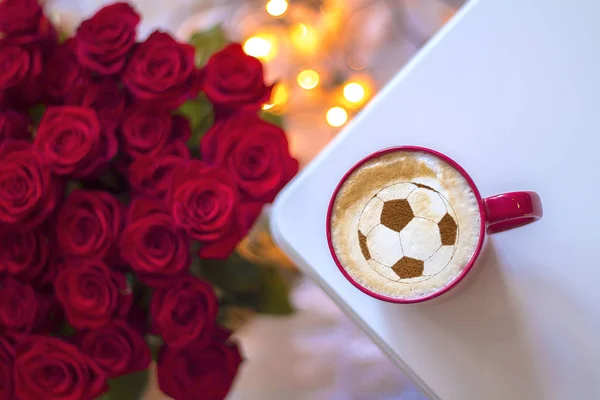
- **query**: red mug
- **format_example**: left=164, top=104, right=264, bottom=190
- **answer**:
left=326, top=146, right=543, bottom=304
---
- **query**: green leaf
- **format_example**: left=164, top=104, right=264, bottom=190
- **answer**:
left=137, top=286, right=153, bottom=309
left=260, top=110, right=285, bottom=129
left=189, top=256, right=203, bottom=278
left=201, top=253, right=294, bottom=315
left=58, top=30, right=70, bottom=44
left=66, top=181, right=82, bottom=195
left=101, top=369, right=149, bottom=400
left=28, top=104, right=46, bottom=125
left=125, top=273, right=135, bottom=290
left=145, top=334, right=163, bottom=361
left=57, top=322, right=76, bottom=337
left=178, top=93, right=214, bottom=132
left=177, top=93, right=214, bottom=153
left=189, top=25, right=229, bottom=67
left=217, top=306, right=230, bottom=326
left=256, top=267, right=294, bottom=315
left=190, top=241, right=201, bottom=254
left=201, top=253, right=262, bottom=294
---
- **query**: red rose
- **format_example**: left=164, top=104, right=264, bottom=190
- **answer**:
left=0, top=141, right=58, bottom=232
left=0, top=0, right=56, bottom=50
left=0, top=0, right=42, bottom=39
left=0, top=42, right=42, bottom=91
left=120, top=104, right=191, bottom=159
left=0, top=336, right=15, bottom=400
left=75, top=2, right=140, bottom=75
left=0, top=109, right=30, bottom=143
left=0, top=227, right=49, bottom=285
left=123, top=31, right=203, bottom=109
left=120, top=198, right=190, bottom=287
left=70, top=78, right=127, bottom=132
left=35, top=106, right=117, bottom=178
left=157, top=334, right=243, bottom=400
left=128, top=142, right=190, bottom=199
left=170, top=161, right=260, bottom=259
left=14, top=336, right=108, bottom=400
left=2, top=45, right=46, bottom=108
left=204, top=43, right=273, bottom=112
left=201, top=113, right=298, bottom=203
left=55, top=190, right=122, bottom=261
left=45, top=40, right=89, bottom=103
left=75, top=320, right=151, bottom=378
left=0, top=277, right=37, bottom=335
left=56, top=260, right=132, bottom=330
left=151, top=276, right=218, bottom=347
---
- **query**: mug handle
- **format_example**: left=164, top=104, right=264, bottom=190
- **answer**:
left=483, top=191, right=543, bottom=234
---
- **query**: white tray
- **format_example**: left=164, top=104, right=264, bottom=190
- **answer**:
left=271, top=0, right=600, bottom=399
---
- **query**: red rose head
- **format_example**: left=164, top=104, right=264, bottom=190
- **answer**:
left=201, top=113, right=299, bottom=203
left=204, top=43, right=273, bottom=113
left=0, top=227, right=49, bottom=285
left=14, top=336, right=108, bottom=400
left=119, top=104, right=190, bottom=159
left=0, top=41, right=42, bottom=91
left=75, top=2, right=141, bottom=75
left=0, top=0, right=42, bottom=39
left=151, top=276, right=218, bottom=348
left=75, top=320, right=151, bottom=378
left=157, top=334, right=243, bottom=400
left=34, top=106, right=117, bottom=178
left=0, top=277, right=37, bottom=335
left=0, top=141, right=59, bottom=232
left=169, top=161, right=260, bottom=259
left=55, top=190, right=122, bottom=261
left=121, top=198, right=190, bottom=287
left=123, top=31, right=203, bottom=109
left=55, top=260, right=132, bottom=330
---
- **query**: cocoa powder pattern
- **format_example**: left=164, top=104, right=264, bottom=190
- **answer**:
left=348, top=178, right=460, bottom=282
left=358, top=231, right=370, bottom=260
left=392, top=257, right=424, bottom=279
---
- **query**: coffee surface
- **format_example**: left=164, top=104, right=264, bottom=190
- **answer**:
left=329, top=150, right=482, bottom=300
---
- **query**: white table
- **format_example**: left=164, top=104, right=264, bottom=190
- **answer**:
left=271, top=0, right=600, bottom=399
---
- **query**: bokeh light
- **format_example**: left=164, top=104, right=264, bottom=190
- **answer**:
left=326, top=107, right=348, bottom=127
left=297, top=70, right=320, bottom=90
left=343, top=82, right=366, bottom=104
left=266, top=0, right=288, bottom=17
left=243, top=35, right=277, bottom=61
left=290, top=23, right=319, bottom=54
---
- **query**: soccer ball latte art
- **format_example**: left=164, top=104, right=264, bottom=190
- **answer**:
left=357, top=182, right=459, bottom=282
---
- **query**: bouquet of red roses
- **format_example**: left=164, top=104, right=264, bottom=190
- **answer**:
left=0, top=1, right=298, bottom=399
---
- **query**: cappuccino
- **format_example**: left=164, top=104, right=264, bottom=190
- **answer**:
left=329, top=150, right=482, bottom=301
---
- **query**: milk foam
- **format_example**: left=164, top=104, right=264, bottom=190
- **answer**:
left=330, top=150, right=482, bottom=300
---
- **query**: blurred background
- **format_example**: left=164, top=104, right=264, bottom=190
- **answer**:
left=46, top=0, right=465, bottom=398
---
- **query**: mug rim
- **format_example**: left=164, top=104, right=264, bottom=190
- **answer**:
left=326, top=146, right=487, bottom=304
